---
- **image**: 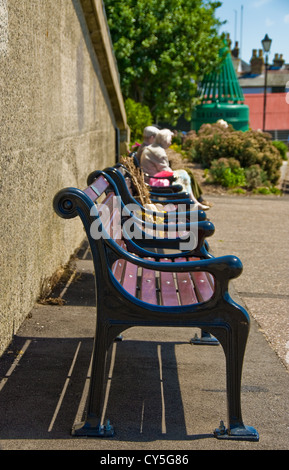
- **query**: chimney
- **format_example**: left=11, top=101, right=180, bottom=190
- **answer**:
left=231, top=41, right=241, bottom=73
left=250, top=49, right=264, bottom=74
left=231, top=41, right=239, bottom=58
left=226, top=33, right=232, bottom=50
left=273, top=53, right=285, bottom=68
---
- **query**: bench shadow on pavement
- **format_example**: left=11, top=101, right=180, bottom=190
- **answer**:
left=0, top=336, right=222, bottom=442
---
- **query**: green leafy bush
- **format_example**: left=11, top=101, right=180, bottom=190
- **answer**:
left=183, top=123, right=283, bottom=185
left=208, top=158, right=246, bottom=188
left=125, top=98, right=153, bottom=143
left=244, top=164, right=268, bottom=190
left=272, top=140, right=288, bottom=160
left=253, top=186, right=282, bottom=195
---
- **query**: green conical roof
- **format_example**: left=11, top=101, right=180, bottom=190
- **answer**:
left=200, top=43, right=244, bottom=104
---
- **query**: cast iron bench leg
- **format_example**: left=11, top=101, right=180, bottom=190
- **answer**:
left=190, top=329, right=220, bottom=345
left=72, top=322, right=115, bottom=437
left=212, top=306, right=259, bottom=441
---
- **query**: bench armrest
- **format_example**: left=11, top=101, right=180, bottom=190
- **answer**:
left=150, top=197, right=195, bottom=205
left=129, top=206, right=207, bottom=222
left=121, top=207, right=212, bottom=233
left=147, top=184, right=184, bottom=193
left=121, top=218, right=214, bottom=257
left=105, top=235, right=243, bottom=281
left=149, top=191, right=190, bottom=199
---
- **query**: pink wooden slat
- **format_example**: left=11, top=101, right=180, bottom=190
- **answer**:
left=106, top=207, right=121, bottom=240
left=112, top=258, right=126, bottom=283
left=90, top=175, right=110, bottom=196
left=140, top=258, right=157, bottom=305
left=122, top=261, right=138, bottom=297
left=175, top=257, right=198, bottom=305
left=98, top=193, right=114, bottom=226
left=84, top=175, right=110, bottom=202
left=112, top=240, right=126, bottom=283
left=97, top=193, right=122, bottom=242
left=189, top=257, right=214, bottom=302
left=207, top=273, right=215, bottom=289
left=159, top=259, right=179, bottom=306
left=112, top=221, right=123, bottom=245
left=89, top=193, right=114, bottom=234
left=84, top=186, right=100, bottom=202
left=191, top=272, right=214, bottom=302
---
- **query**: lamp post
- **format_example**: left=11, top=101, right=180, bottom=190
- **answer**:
left=261, top=34, right=272, bottom=131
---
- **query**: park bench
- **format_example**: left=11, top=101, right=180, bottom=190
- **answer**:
left=88, top=164, right=207, bottom=222
left=91, top=166, right=216, bottom=346
left=89, top=166, right=217, bottom=345
left=53, top=170, right=259, bottom=441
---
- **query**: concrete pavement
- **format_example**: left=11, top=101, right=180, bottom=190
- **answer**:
left=0, top=193, right=288, bottom=451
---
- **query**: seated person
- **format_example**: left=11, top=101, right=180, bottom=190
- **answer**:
left=140, top=129, right=209, bottom=210
left=136, top=126, right=160, bottom=162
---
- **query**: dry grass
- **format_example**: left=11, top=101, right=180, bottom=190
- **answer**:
left=120, top=155, right=151, bottom=206
left=37, top=260, right=78, bottom=305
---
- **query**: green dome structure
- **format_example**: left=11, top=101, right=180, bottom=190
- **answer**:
left=191, top=44, right=249, bottom=131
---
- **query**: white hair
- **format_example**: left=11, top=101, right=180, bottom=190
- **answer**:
left=154, top=129, right=174, bottom=147
left=143, top=126, right=159, bottom=138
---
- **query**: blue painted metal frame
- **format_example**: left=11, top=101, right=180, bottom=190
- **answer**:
left=87, top=166, right=207, bottom=224
left=53, top=172, right=259, bottom=442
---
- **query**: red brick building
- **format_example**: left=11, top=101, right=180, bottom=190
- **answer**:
left=231, top=41, right=289, bottom=142
left=244, top=92, right=289, bottom=139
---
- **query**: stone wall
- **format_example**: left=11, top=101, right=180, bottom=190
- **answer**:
left=0, top=0, right=128, bottom=355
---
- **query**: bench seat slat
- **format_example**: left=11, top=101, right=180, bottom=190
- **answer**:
left=140, top=258, right=158, bottom=305
left=98, top=193, right=115, bottom=226
left=122, top=262, right=138, bottom=297
left=112, top=241, right=126, bottom=281
left=189, top=257, right=214, bottom=302
left=191, top=272, right=214, bottom=302
left=175, top=257, right=199, bottom=305
left=113, top=254, right=214, bottom=307
left=112, top=259, right=125, bottom=283
left=159, top=259, right=179, bottom=306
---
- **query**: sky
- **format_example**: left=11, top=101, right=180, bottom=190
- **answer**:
left=215, top=0, right=289, bottom=64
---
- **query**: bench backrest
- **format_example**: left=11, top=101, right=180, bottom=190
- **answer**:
left=53, top=172, right=216, bottom=306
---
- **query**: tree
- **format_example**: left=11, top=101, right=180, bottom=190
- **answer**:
left=103, top=0, right=224, bottom=124
left=125, top=98, right=153, bottom=142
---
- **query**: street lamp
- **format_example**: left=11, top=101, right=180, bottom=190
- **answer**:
left=261, top=34, right=272, bottom=131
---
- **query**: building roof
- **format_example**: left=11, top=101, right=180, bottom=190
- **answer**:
left=239, top=69, right=289, bottom=88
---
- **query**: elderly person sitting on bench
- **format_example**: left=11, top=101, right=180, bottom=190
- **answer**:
left=136, top=126, right=160, bottom=162
left=140, top=128, right=209, bottom=211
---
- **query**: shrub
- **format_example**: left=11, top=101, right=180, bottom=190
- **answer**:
left=208, top=158, right=246, bottom=188
left=125, top=98, right=153, bottom=143
left=183, top=123, right=283, bottom=185
left=171, top=133, right=183, bottom=146
left=272, top=140, right=288, bottom=160
left=170, top=142, right=182, bottom=154
left=170, top=142, right=187, bottom=158
left=253, top=186, right=282, bottom=195
left=245, top=164, right=268, bottom=190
